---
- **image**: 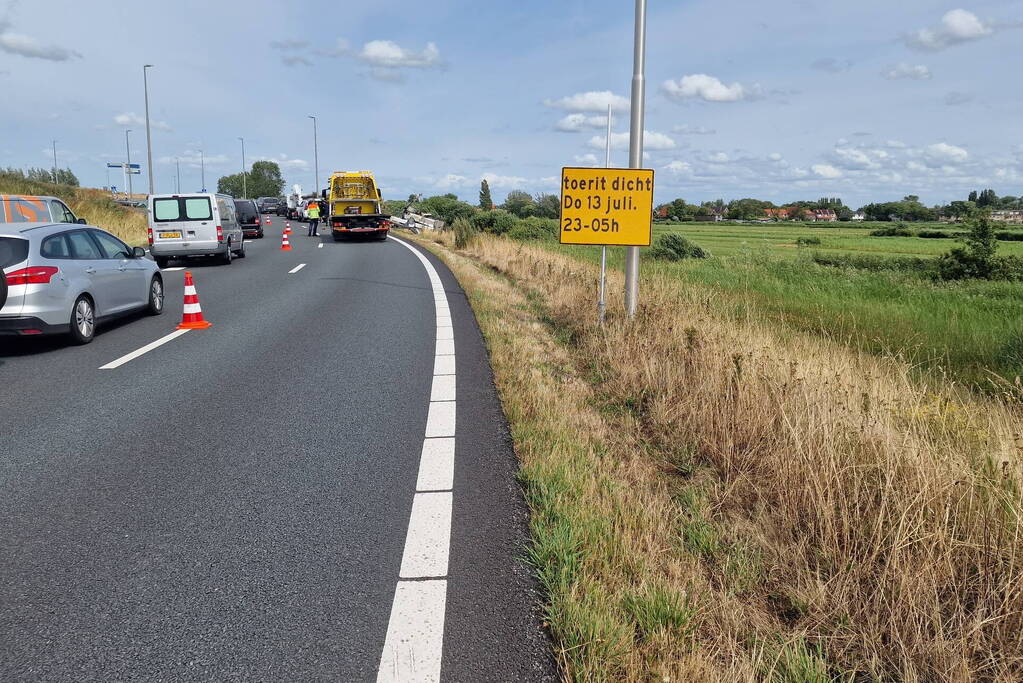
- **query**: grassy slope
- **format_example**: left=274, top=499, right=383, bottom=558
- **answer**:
left=0, top=174, right=147, bottom=245
left=547, top=223, right=1023, bottom=391
left=414, top=229, right=1023, bottom=681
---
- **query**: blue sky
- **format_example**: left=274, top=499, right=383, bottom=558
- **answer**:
left=1, top=0, right=1021, bottom=208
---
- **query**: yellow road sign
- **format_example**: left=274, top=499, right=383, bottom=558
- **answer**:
left=559, top=167, right=654, bottom=246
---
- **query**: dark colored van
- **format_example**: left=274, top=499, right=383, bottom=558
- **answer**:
left=234, top=199, right=263, bottom=239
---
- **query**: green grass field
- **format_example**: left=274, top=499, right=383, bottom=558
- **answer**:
left=550, top=221, right=1023, bottom=392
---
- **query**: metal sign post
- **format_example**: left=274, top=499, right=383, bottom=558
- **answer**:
left=598, top=103, right=612, bottom=325
left=624, top=0, right=647, bottom=318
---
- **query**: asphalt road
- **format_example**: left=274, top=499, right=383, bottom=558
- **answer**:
left=0, top=217, right=555, bottom=682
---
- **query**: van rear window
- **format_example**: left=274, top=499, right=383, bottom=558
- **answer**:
left=1, top=197, right=48, bottom=223
left=153, top=197, right=213, bottom=221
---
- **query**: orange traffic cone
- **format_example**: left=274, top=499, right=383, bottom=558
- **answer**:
left=265, top=217, right=272, bottom=225
left=285, top=222, right=292, bottom=234
left=281, top=230, right=292, bottom=251
left=176, top=271, right=213, bottom=329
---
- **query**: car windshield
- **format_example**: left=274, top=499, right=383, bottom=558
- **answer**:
left=0, top=236, right=29, bottom=268
left=153, top=197, right=213, bottom=222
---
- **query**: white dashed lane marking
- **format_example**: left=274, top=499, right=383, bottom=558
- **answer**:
left=99, top=329, right=190, bottom=370
left=288, top=263, right=306, bottom=274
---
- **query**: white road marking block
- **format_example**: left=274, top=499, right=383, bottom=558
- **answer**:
left=99, top=329, right=190, bottom=370
left=161, top=267, right=185, bottom=272
left=425, top=401, right=455, bottom=438
left=289, top=263, right=306, bottom=274
left=430, top=374, right=456, bottom=402
left=416, top=438, right=455, bottom=492
left=377, top=580, right=447, bottom=683
left=436, top=326, right=453, bottom=341
left=433, top=354, right=455, bottom=376
left=399, top=492, right=453, bottom=578
left=435, top=339, right=454, bottom=356
left=318, top=243, right=323, bottom=249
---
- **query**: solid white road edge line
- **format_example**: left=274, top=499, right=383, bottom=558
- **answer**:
left=99, top=329, right=190, bottom=370
left=378, top=235, right=456, bottom=682
left=288, top=263, right=306, bottom=274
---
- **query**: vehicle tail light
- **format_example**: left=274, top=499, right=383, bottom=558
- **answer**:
left=18, top=329, right=43, bottom=335
left=147, top=227, right=154, bottom=245
left=216, top=225, right=224, bottom=242
left=6, top=266, right=59, bottom=285
left=332, top=221, right=341, bottom=228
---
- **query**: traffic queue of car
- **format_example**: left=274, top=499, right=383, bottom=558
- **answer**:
left=0, top=193, right=276, bottom=344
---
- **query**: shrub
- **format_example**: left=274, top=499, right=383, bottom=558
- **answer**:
left=935, top=214, right=1020, bottom=281
left=795, top=236, right=821, bottom=246
left=471, top=208, right=517, bottom=235
left=649, top=233, right=709, bottom=261
left=869, top=224, right=914, bottom=237
left=452, top=217, right=477, bottom=249
left=812, top=253, right=935, bottom=275
left=917, top=230, right=951, bottom=239
left=508, top=217, right=558, bottom=242
left=996, top=231, right=1023, bottom=242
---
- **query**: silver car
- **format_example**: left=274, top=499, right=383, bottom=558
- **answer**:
left=0, top=223, right=163, bottom=344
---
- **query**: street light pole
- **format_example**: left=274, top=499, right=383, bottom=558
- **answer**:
left=175, top=157, right=180, bottom=193
left=624, top=0, right=647, bottom=318
left=51, top=140, right=58, bottom=185
left=200, top=149, right=206, bottom=192
left=238, top=137, right=246, bottom=198
left=125, top=129, right=133, bottom=200
left=308, top=115, right=319, bottom=195
left=143, top=64, right=155, bottom=194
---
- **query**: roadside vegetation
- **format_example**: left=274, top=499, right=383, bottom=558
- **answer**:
left=412, top=227, right=1023, bottom=681
left=0, top=170, right=147, bottom=245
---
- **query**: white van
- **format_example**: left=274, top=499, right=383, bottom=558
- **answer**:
left=148, top=193, right=245, bottom=268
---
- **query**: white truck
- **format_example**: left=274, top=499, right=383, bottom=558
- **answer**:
left=286, top=184, right=303, bottom=220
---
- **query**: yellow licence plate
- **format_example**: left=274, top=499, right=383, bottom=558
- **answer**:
left=160, top=232, right=181, bottom=239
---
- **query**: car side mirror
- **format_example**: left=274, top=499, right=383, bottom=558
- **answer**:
left=75, top=218, right=87, bottom=224
left=132, top=246, right=146, bottom=258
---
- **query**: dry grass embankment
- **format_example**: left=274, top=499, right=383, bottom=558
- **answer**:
left=414, top=229, right=1023, bottom=681
left=0, top=174, right=147, bottom=245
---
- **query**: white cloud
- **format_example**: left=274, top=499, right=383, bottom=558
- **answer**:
left=663, top=160, right=692, bottom=174
left=768, top=152, right=783, bottom=161
left=434, top=174, right=470, bottom=189
left=481, top=172, right=528, bottom=188
left=543, top=90, right=629, bottom=113
left=358, top=40, right=441, bottom=68
left=254, top=153, right=309, bottom=170
left=0, top=20, right=80, bottom=61
left=573, top=153, right=599, bottom=166
left=588, top=131, right=676, bottom=151
left=662, top=74, right=754, bottom=102
left=905, top=9, right=993, bottom=51
left=114, top=112, right=171, bottom=131
left=924, top=142, right=968, bottom=164
left=886, top=140, right=907, bottom=148
left=831, top=146, right=881, bottom=169
left=555, top=113, right=608, bottom=132
left=883, top=63, right=932, bottom=80
left=705, top=152, right=729, bottom=163
left=672, top=124, right=716, bottom=135
left=281, top=55, right=312, bottom=67
left=812, top=164, right=843, bottom=178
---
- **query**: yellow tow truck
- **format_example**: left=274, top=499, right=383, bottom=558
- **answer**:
left=326, top=171, right=391, bottom=241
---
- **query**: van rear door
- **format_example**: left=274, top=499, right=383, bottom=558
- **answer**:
left=151, top=196, right=217, bottom=252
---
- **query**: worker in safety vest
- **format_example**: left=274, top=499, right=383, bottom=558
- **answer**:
left=306, top=199, right=321, bottom=236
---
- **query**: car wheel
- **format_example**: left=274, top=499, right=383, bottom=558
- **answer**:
left=258, top=230, right=264, bottom=239
left=147, top=276, right=164, bottom=316
left=236, top=242, right=246, bottom=259
left=220, top=241, right=233, bottom=265
left=155, top=256, right=170, bottom=269
left=69, top=295, right=95, bottom=344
